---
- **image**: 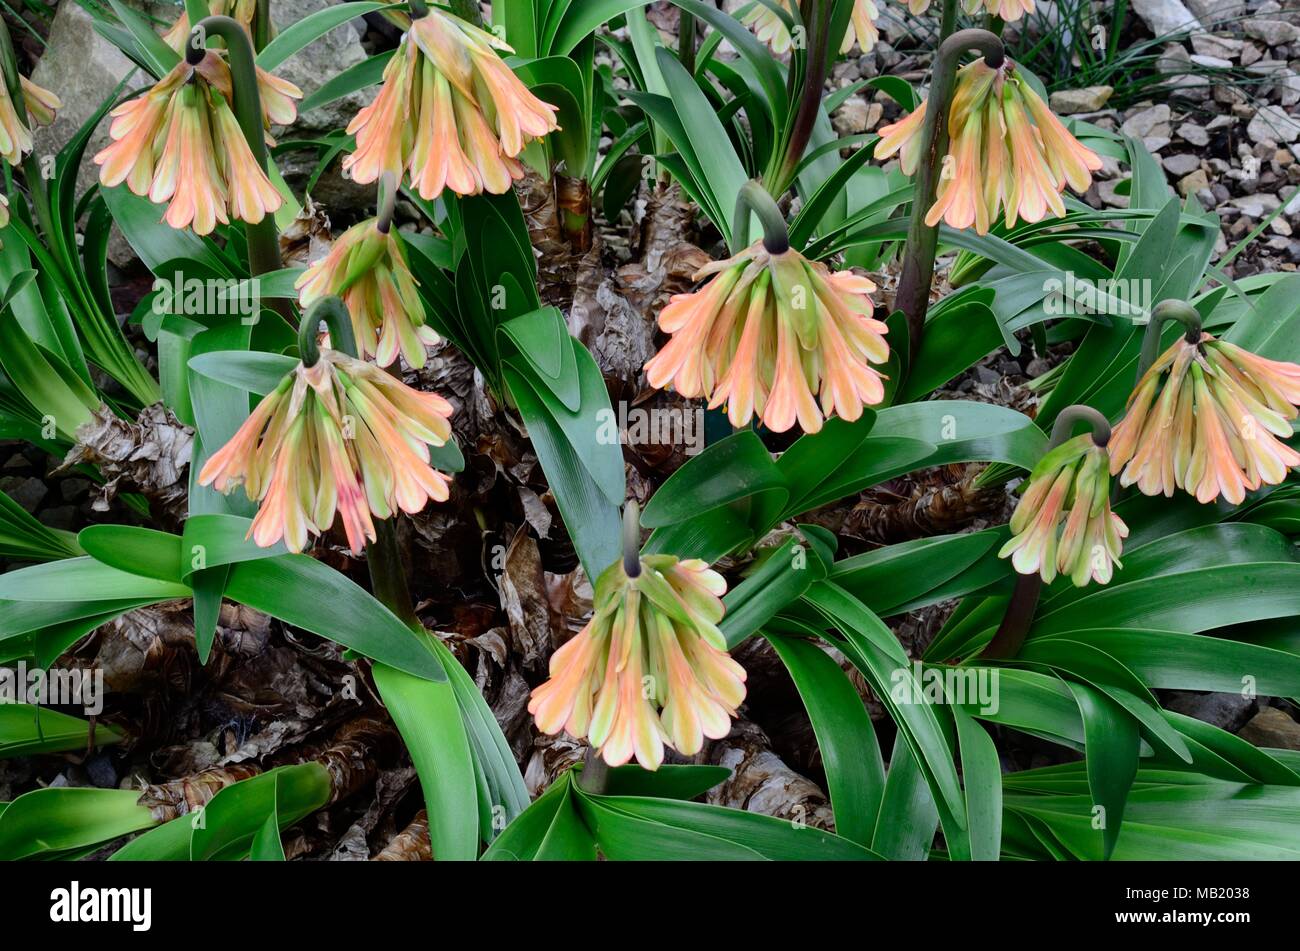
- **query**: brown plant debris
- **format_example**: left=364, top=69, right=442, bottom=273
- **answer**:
left=60, top=403, right=193, bottom=523
left=373, top=810, right=432, bottom=861
left=138, top=764, right=263, bottom=822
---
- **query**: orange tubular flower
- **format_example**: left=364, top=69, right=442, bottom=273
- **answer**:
left=0, top=73, right=61, bottom=166
left=875, top=57, right=1101, bottom=235
left=742, top=0, right=880, bottom=55
left=1110, top=333, right=1300, bottom=505
left=965, top=0, right=1035, bottom=20
left=159, top=2, right=300, bottom=134
left=93, top=53, right=290, bottom=234
left=295, top=219, right=438, bottom=369
left=343, top=7, right=558, bottom=200
left=644, top=241, right=888, bottom=434
left=529, top=553, right=746, bottom=770
left=1000, top=433, right=1127, bottom=586
left=199, top=349, right=455, bottom=554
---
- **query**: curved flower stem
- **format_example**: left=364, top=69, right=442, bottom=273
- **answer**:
left=1048, top=403, right=1111, bottom=450
left=981, top=403, right=1109, bottom=659
left=623, top=500, right=642, bottom=578
left=1136, top=299, right=1202, bottom=380
left=894, top=28, right=1005, bottom=360
left=189, top=16, right=285, bottom=288
left=731, top=180, right=790, bottom=255
left=375, top=171, right=399, bottom=235
left=297, top=295, right=358, bottom=366
left=0, top=17, right=56, bottom=247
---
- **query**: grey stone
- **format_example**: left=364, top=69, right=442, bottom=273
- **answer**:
left=270, top=0, right=375, bottom=214
left=1229, top=192, right=1282, bottom=218
left=1189, top=53, right=1233, bottom=69
left=1177, top=120, right=1210, bottom=145
left=0, top=476, right=48, bottom=513
left=1132, top=0, right=1201, bottom=36
left=1248, top=104, right=1300, bottom=144
left=1190, top=33, right=1245, bottom=59
left=1121, top=103, right=1171, bottom=138
left=1164, top=691, right=1256, bottom=733
left=270, top=0, right=372, bottom=135
left=59, top=478, right=92, bottom=502
left=38, top=506, right=77, bottom=531
left=1048, top=85, right=1113, bottom=114
left=1185, top=0, right=1244, bottom=23
left=29, top=2, right=157, bottom=267
left=1163, top=153, right=1201, bottom=176
left=1245, top=19, right=1300, bottom=46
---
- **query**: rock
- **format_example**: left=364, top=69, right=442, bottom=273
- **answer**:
left=270, top=0, right=374, bottom=215
left=1164, top=691, right=1256, bottom=733
left=1229, top=193, right=1282, bottom=218
left=1177, top=120, right=1210, bottom=146
left=38, top=505, right=77, bottom=531
left=0, top=476, right=48, bottom=513
left=1245, top=19, right=1300, bottom=46
left=1098, top=179, right=1127, bottom=208
left=270, top=0, right=371, bottom=134
left=1237, top=707, right=1300, bottom=750
left=1189, top=53, right=1233, bottom=70
left=1190, top=33, right=1244, bottom=60
left=1132, top=0, right=1200, bottom=36
left=1241, top=41, right=1264, bottom=67
left=29, top=1, right=158, bottom=267
left=1163, top=153, right=1201, bottom=176
left=1248, top=104, right=1300, bottom=145
left=1185, top=0, right=1244, bottom=23
left=1155, top=41, right=1191, bottom=74
left=832, top=98, right=871, bottom=135
left=1178, top=168, right=1209, bottom=197
left=1121, top=103, right=1171, bottom=138
left=1049, top=85, right=1113, bottom=114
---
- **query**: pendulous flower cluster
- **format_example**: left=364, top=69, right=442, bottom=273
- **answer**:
left=158, top=3, right=300, bottom=130
left=1109, top=333, right=1300, bottom=504
left=742, top=0, right=881, bottom=55
left=93, top=51, right=300, bottom=234
left=875, top=56, right=1101, bottom=235
left=907, top=0, right=1037, bottom=17
left=0, top=72, right=60, bottom=166
left=343, top=7, right=558, bottom=200
left=644, top=241, right=888, bottom=434
left=1000, top=433, right=1128, bottom=586
left=199, top=349, right=455, bottom=554
left=295, top=219, right=439, bottom=370
left=529, top=554, right=746, bottom=770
